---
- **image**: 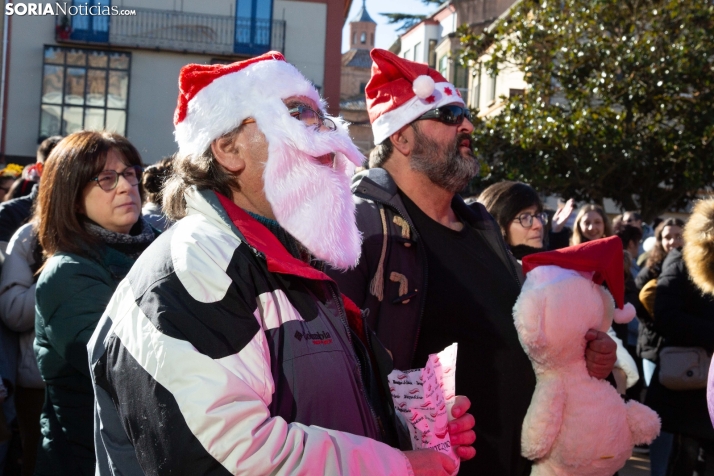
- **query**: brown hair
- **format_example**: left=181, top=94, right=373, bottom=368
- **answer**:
left=142, top=155, right=174, bottom=205
left=163, top=129, right=240, bottom=221
left=33, top=131, right=144, bottom=259
left=571, top=204, right=612, bottom=245
left=477, top=181, right=543, bottom=243
left=645, top=217, right=686, bottom=271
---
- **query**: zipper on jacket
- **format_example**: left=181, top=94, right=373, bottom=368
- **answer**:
left=327, top=282, right=384, bottom=440
left=355, top=194, right=429, bottom=368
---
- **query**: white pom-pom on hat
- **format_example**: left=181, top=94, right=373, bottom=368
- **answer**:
left=412, top=75, right=435, bottom=99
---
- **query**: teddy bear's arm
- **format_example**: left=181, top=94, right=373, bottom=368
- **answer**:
left=521, top=376, right=566, bottom=461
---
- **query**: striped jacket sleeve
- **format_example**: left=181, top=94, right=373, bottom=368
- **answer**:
left=90, top=231, right=410, bottom=475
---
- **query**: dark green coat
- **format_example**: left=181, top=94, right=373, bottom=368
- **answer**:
left=34, top=246, right=137, bottom=476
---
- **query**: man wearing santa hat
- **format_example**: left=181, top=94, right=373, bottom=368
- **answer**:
left=86, top=52, right=476, bottom=475
left=328, top=49, right=618, bottom=475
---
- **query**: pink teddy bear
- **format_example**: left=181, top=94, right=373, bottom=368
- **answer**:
left=513, top=237, right=661, bottom=475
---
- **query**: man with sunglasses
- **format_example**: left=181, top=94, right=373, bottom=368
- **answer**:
left=328, top=49, right=617, bottom=475
left=89, top=52, right=475, bottom=476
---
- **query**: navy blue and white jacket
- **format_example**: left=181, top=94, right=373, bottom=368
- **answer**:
left=88, top=188, right=410, bottom=475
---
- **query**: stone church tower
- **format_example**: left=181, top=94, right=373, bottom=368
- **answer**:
left=340, top=0, right=377, bottom=155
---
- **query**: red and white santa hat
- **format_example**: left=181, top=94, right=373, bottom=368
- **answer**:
left=522, top=236, right=631, bottom=313
left=174, top=51, right=323, bottom=158
left=365, top=48, right=465, bottom=145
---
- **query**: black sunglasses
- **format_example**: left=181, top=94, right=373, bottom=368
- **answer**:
left=415, top=105, right=472, bottom=125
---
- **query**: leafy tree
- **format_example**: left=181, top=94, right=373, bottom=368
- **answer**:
left=381, top=0, right=447, bottom=32
left=460, top=0, right=714, bottom=220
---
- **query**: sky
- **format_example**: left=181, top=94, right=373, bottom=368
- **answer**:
left=341, top=0, right=436, bottom=53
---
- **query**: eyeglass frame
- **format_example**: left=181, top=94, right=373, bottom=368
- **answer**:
left=414, top=104, right=473, bottom=126
left=240, top=105, right=337, bottom=132
left=513, top=211, right=549, bottom=228
left=90, top=165, right=143, bottom=191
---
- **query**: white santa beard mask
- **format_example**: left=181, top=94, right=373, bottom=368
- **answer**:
left=261, top=121, right=363, bottom=270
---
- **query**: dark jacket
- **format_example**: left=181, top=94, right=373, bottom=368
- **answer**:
left=645, top=249, right=714, bottom=439
left=635, top=263, right=664, bottom=361
left=330, top=168, right=523, bottom=370
left=328, top=168, right=533, bottom=476
left=34, top=231, right=155, bottom=476
left=0, top=183, right=37, bottom=243
left=88, top=189, right=409, bottom=475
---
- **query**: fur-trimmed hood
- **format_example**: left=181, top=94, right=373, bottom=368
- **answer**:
left=683, top=198, right=714, bottom=296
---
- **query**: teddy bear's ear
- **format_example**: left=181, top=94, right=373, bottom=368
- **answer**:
left=513, top=289, right=546, bottom=351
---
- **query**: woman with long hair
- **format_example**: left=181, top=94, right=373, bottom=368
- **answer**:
left=571, top=204, right=613, bottom=245
left=33, top=131, right=158, bottom=475
left=636, top=218, right=685, bottom=289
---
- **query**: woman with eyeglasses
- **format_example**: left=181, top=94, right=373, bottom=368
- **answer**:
left=476, top=181, right=572, bottom=260
left=32, top=131, right=158, bottom=476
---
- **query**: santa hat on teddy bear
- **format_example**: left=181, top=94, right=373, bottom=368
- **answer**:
left=365, top=49, right=465, bottom=145
left=522, top=236, right=636, bottom=322
left=173, top=50, right=361, bottom=167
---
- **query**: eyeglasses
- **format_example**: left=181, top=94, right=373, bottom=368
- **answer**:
left=90, top=165, right=143, bottom=191
left=288, top=105, right=337, bottom=131
left=415, top=105, right=473, bottom=125
left=514, top=212, right=548, bottom=228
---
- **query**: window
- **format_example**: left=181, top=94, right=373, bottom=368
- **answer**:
left=488, top=71, right=497, bottom=103
left=40, top=45, right=130, bottom=139
left=370, top=33, right=374, bottom=46
left=360, top=32, right=366, bottom=44
left=404, top=49, right=411, bottom=60
left=473, top=64, right=482, bottom=110
left=70, top=0, right=110, bottom=43
left=353, top=32, right=356, bottom=45
left=359, top=82, right=367, bottom=95
left=235, top=0, right=274, bottom=55
left=428, top=39, right=437, bottom=68
left=414, top=42, right=422, bottom=63
left=438, top=55, right=448, bottom=76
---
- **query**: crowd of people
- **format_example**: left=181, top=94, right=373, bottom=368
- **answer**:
left=0, top=48, right=708, bottom=476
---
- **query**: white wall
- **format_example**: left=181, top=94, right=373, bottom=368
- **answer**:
left=125, top=51, right=209, bottom=162
left=274, top=0, right=326, bottom=91
left=117, top=0, right=236, bottom=16
left=4, top=14, right=55, bottom=158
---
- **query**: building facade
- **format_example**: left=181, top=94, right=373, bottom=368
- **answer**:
left=339, top=0, right=374, bottom=154
left=1, top=0, right=351, bottom=164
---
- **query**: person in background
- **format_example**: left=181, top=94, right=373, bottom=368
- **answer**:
left=570, top=204, right=613, bottom=245
left=476, top=181, right=574, bottom=259
left=0, top=137, right=62, bottom=247
left=636, top=218, right=685, bottom=289
left=140, top=155, right=174, bottom=231
left=646, top=216, right=714, bottom=475
left=33, top=131, right=158, bottom=476
left=618, top=225, right=643, bottom=278
left=0, top=196, right=50, bottom=474
left=633, top=218, right=685, bottom=476
left=0, top=164, right=23, bottom=203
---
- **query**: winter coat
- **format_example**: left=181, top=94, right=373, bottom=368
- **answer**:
left=644, top=248, right=714, bottom=439
left=0, top=183, right=37, bottom=243
left=329, top=168, right=523, bottom=370
left=88, top=188, right=409, bottom=475
left=0, top=223, right=43, bottom=388
left=328, top=168, right=534, bottom=475
left=34, top=229, right=156, bottom=476
left=635, top=263, right=664, bottom=361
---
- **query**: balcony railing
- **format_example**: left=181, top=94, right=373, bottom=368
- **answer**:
left=56, top=8, right=286, bottom=56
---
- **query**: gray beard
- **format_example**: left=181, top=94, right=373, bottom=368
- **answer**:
left=410, top=131, right=478, bottom=193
